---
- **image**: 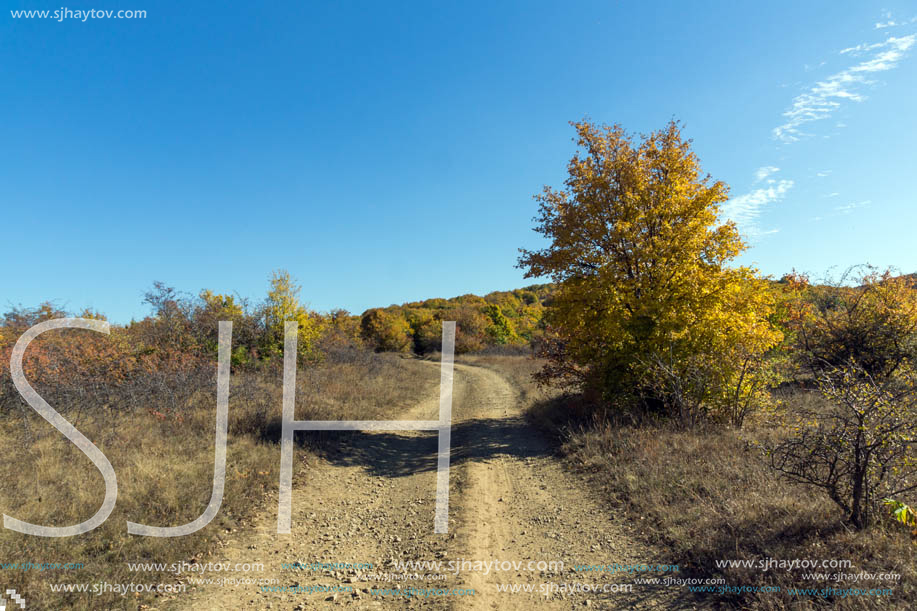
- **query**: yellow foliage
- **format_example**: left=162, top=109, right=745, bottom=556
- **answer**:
left=263, top=269, right=323, bottom=360
left=518, top=119, right=782, bottom=424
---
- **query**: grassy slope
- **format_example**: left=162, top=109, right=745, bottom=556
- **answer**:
left=528, top=388, right=917, bottom=609
left=0, top=352, right=438, bottom=609
left=462, top=355, right=916, bottom=609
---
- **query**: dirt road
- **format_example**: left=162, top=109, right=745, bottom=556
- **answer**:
left=177, top=361, right=691, bottom=610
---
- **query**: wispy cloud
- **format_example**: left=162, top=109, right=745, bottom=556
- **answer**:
left=774, top=34, right=917, bottom=142
left=839, top=41, right=884, bottom=55
left=834, top=199, right=871, bottom=213
left=754, top=166, right=780, bottom=183
left=809, top=200, right=872, bottom=223
left=732, top=22, right=903, bottom=234
left=721, top=173, right=794, bottom=232
left=875, top=16, right=917, bottom=29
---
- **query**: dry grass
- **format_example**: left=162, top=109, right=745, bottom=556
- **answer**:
left=465, top=356, right=917, bottom=609
left=528, top=390, right=917, bottom=609
left=0, top=352, right=438, bottom=609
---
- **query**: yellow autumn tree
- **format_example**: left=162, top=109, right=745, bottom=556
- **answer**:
left=360, top=308, right=413, bottom=353
left=518, top=119, right=782, bottom=426
left=262, top=269, right=323, bottom=361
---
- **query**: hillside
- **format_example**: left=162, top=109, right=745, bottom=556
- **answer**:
left=356, top=283, right=555, bottom=354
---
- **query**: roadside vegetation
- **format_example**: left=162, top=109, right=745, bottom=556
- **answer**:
left=519, top=119, right=917, bottom=609
left=0, top=279, right=438, bottom=609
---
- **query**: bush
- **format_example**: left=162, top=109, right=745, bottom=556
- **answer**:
left=788, top=267, right=917, bottom=381
left=360, top=308, right=413, bottom=352
left=765, top=361, right=917, bottom=529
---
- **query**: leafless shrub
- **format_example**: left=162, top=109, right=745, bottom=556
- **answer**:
left=766, top=361, right=917, bottom=529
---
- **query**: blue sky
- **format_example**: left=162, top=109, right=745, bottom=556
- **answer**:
left=2, top=1, right=916, bottom=322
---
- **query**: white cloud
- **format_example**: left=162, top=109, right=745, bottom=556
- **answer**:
left=822, top=192, right=841, bottom=198
left=754, top=166, right=780, bottom=183
left=807, top=200, right=871, bottom=224
left=774, top=34, right=917, bottom=142
left=816, top=170, right=832, bottom=177
left=840, top=42, right=882, bottom=55
left=874, top=17, right=917, bottom=29
left=721, top=178, right=795, bottom=231
left=834, top=199, right=871, bottom=213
